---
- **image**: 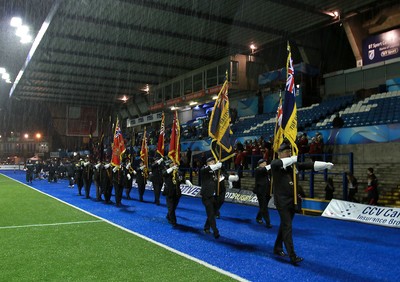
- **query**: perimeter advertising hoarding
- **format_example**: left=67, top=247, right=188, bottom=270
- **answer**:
left=362, top=28, right=400, bottom=65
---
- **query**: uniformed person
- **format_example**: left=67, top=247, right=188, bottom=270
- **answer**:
left=82, top=157, right=93, bottom=199
left=162, top=160, right=187, bottom=226
left=75, top=158, right=84, bottom=196
left=135, top=160, right=147, bottom=202
left=124, top=158, right=134, bottom=200
left=151, top=157, right=164, bottom=205
left=254, top=158, right=272, bottom=228
left=25, top=159, right=34, bottom=184
left=200, top=157, right=223, bottom=239
left=271, top=142, right=334, bottom=264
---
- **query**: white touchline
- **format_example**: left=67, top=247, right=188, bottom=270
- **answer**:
left=0, top=220, right=103, bottom=230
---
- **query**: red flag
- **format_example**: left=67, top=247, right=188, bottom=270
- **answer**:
left=111, top=118, right=126, bottom=167
left=156, top=112, right=165, bottom=157
left=168, top=111, right=180, bottom=165
left=140, top=127, right=149, bottom=171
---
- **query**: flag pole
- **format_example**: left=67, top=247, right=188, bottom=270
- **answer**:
left=286, top=41, right=299, bottom=208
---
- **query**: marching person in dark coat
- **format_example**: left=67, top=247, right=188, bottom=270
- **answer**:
left=93, top=160, right=102, bottom=201
left=271, top=142, right=334, bottom=264
left=112, top=164, right=127, bottom=207
left=254, top=159, right=272, bottom=228
left=162, top=160, right=189, bottom=226
left=135, top=160, right=147, bottom=202
left=25, top=159, right=35, bottom=184
left=151, top=157, right=164, bottom=205
left=200, top=157, right=223, bottom=239
left=66, top=160, right=75, bottom=188
left=75, top=159, right=84, bottom=196
left=47, top=160, right=58, bottom=183
left=124, top=159, right=134, bottom=200
left=101, top=162, right=113, bottom=204
left=82, top=158, right=93, bottom=199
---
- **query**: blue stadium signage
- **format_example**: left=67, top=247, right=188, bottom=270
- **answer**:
left=362, top=28, right=400, bottom=65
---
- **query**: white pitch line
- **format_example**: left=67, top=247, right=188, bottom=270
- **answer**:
left=0, top=220, right=103, bottom=230
left=0, top=173, right=248, bottom=282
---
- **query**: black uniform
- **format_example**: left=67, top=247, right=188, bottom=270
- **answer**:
left=200, top=165, right=220, bottom=238
left=100, top=165, right=113, bottom=204
left=270, top=158, right=313, bottom=260
left=25, top=161, right=34, bottom=184
left=135, top=167, right=147, bottom=202
left=162, top=168, right=183, bottom=226
left=113, top=167, right=127, bottom=207
left=93, top=163, right=102, bottom=201
left=124, top=164, right=134, bottom=200
left=75, top=160, right=84, bottom=196
left=151, top=161, right=164, bottom=205
left=83, top=162, right=93, bottom=199
left=66, top=161, right=75, bottom=188
left=48, top=162, right=58, bottom=183
left=254, top=166, right=272, bottom=227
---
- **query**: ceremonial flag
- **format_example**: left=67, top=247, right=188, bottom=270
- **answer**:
left=208, top=73, right=233, bottom=157
left=273, top=94, right=284, bottom=153
left=140, top=127, right=149, bottom=171
left=282, top=42, right=298, bottom=151
left=156, top=112, right=165, bottom=157
left=168, top=111, right=181, bottom=165
left=111, top=118, right=126, bottom=167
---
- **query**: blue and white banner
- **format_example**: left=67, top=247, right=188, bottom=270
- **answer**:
left=362, top=28, right=400, bottom=65
left=322, top=199, right=400, bottom=228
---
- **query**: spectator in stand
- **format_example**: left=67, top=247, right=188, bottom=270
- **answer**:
left=365, top=167, right=379, bottom=205
left=347, top=172, right=358, bottom=202
left=233, top=149, right=245, bottom=189
left=308, top=137, right=317, bottom=161
left=297, top=133, right=309, bottom=156
left=332, top=113, right=344, bottom=128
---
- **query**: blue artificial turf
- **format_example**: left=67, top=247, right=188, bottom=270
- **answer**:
left=2, top=170, right=400, bottom=282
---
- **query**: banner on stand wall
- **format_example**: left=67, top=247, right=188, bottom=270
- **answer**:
left=322, top=199, right=400, bottom=228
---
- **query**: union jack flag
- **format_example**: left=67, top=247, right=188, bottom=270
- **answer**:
left=281, top=42, right=298, bottom=151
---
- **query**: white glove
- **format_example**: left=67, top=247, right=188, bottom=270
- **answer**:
left=140, top=165, right=146, bottom=170
left=95, top=163, right=101, bottom=169
left=112, top=166, right=118, bottom=173
left=281, top=156, right=297, bottom=169
left=157, top=159, right=163, bottom=164
left=314, top=161, right=334, bottom=171
left=132, top=170, right=137, bottom=175
left=228, top=175, right=239, bottom=182
left=228, top=181, right=233, bottom=189
left=104, top=163, right=110, bottom=169
left=209, top=161, right=222, bottom=171
left=84, top=161, right=90, bottom=167
left=127, top=174, right=131, bottom=180
left=185, top=180, right=193, bottom=187
left=166, top=166, right=176, bottom=174
left=265, top=164, right=271, bottom=171
left=126, top=163, right=131, bottom=169
left=71, top=177, right=74, bottom=181
left=219, top=175, right=225, bottom=182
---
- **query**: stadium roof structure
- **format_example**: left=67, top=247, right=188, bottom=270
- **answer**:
left=0, top=0, right=396, bottom=108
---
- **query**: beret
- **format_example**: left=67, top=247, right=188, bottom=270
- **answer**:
left=206, top=157, right=215, bottom=163
left=258, top=159, right=267, bottom=165
left=278, top=142, right=291, bottom=152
